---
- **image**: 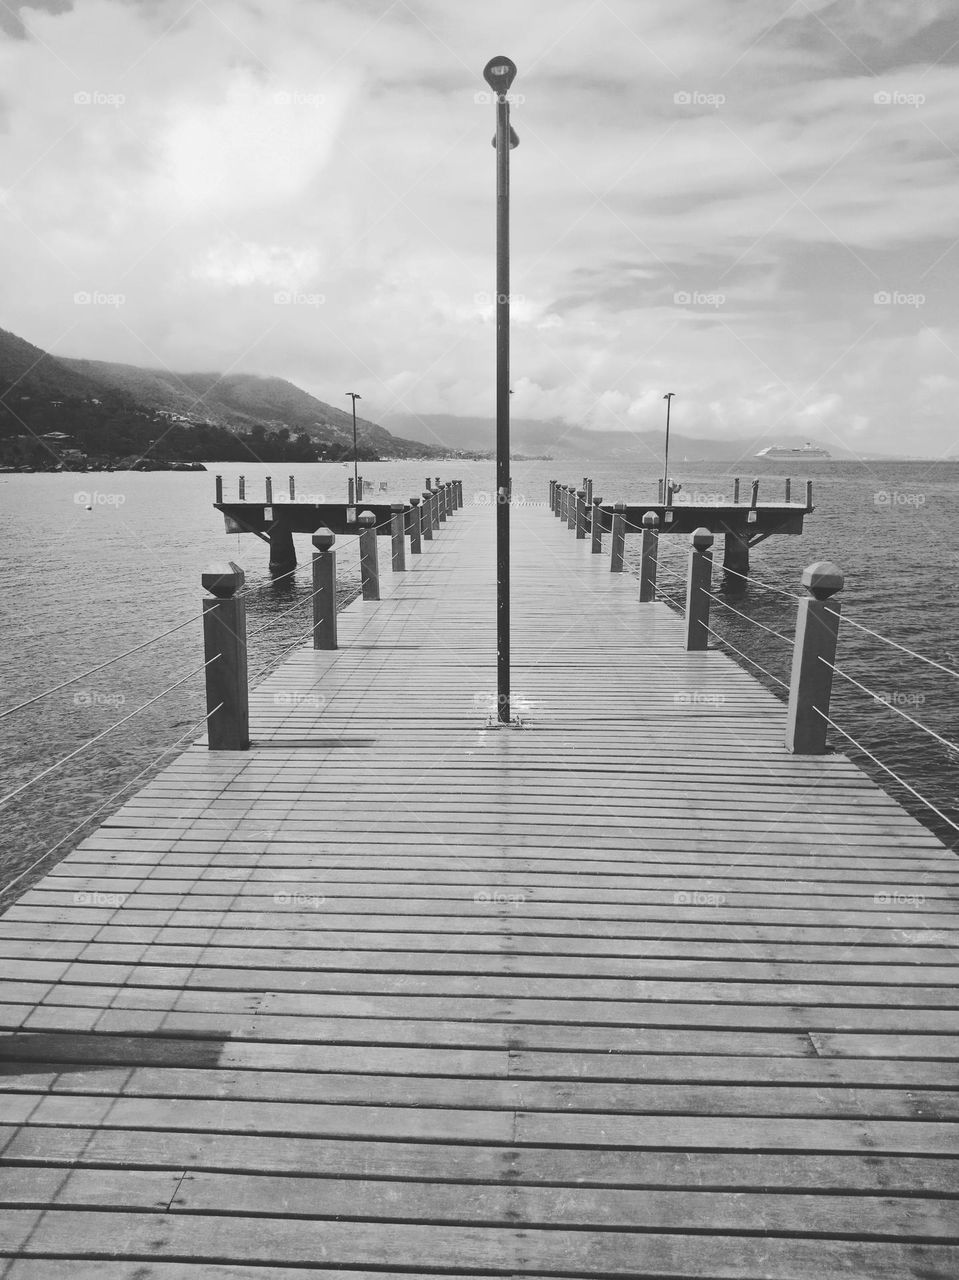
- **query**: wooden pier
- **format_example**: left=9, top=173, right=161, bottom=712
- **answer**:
left=1, top=497, right=958, bottom=1277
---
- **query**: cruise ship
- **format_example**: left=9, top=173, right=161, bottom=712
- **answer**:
left=755, top=442, right=831, bottom=459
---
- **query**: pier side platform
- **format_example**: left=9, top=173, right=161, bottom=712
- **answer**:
left=1, top=500, right=957, bottom=1278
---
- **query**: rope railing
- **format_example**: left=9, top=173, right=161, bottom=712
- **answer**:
left=824, top=661, right=959, bottom=757
left=0, top=699, right=225, bottom=900
left=0, top=655, right=220, bottom=811
left=815, top=710, right=959, bottom=835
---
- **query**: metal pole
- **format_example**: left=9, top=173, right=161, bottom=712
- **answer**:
left=662, top=392, right=675, bottom=502
left=346, top=392, right=361, bottom=497
left=485, top=55, right=518, bottom=726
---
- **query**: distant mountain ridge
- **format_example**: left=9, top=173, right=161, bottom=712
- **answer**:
left=0, top=326, right=443, bottom=459
left=382, top=413, right=891, bottom=462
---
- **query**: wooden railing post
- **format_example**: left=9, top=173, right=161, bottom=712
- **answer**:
left=456, top=479, right=463, bottom=508
left=202, top=562, right=249, bottom=751
left=658, top=478, right=664, bottom=503
left=390, top=504, right=406, bottom=571
left=733, top=477, right=740, bottom=504
left=609, top=503, right=626, bottom=572
left=786, top=562, right=844, bottom=754
left=265, top=476, right=273, bottom=504
left=591, top=497, right=604, bottom=553
left=784, top=477, right=791, bottom=503
left=408, top=498, right=422, bottom=554
left=289, top=475, right=296, bottom=501
left=348, top=477, right=355, bottom=504
left=215, top=474, right=223, bottom=503
left=421, top=491, right=434, bottom=541
left=431, top=488, right=441, bottom=530
left=684, top=528, right=714, bottom=650
left=557, top=484, right=566, bottom=520
left=575, top=489, right=588, bottom=539
left=639, top=511, right=660, bottom=602
left=311, top=528, right=337, bottom=650
left=358, top=511, right=380, bottom=600
left=567, top=485, right=577, bottom=531
left=549, top=480, right=556, bottom=512
left=585, top=477, right=593, bottom=507
left=238, top=475, right=246, bottom=500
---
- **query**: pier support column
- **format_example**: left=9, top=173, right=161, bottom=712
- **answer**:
left=268, top=522, right=297, bottom=577
left=722, top=528, right=749, bottom=593
left=311, top=529, right=337, bottom=650
left=786, top=562, right=844, bottom=754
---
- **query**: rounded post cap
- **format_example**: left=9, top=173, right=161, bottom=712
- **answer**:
left=613, top=501, right=626, bottom=512
left=390, top=502, right=406, bottom=512
left=642, top=510, right=660, bottom=527
left=691, top=527, right=714, bottom=550
left=357, top=510, right=377, bottom=525
left=202, top=561, right=245, bottom=598
left=409, top=496, right=421, bottom=506
left=577, top=489, right=586, bottom=497
left=312, top=527, right=335, bottom=551
left=802, top=561, right=844, bottom=598
left=592, top=495, right=603, bottom=505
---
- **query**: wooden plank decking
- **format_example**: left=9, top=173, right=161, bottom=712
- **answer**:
left=1, top=498, right=958, bottom=1278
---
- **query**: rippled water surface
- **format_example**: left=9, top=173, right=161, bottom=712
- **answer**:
left=1, top=455, right=956, bottom=906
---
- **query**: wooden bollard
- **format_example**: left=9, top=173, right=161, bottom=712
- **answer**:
left=265, top=475, right=273, bottom=504
left=358, top=511, right=380, bottom=600
left=609, top=503, right=626, bottom=572
left=311, top=528, right=337, bottom=650
left=591, top=497, right=604, bottom=553
left=348, top=477, right=355, bottom=504
left=575, top=489, right=588, bottom=539
left=684, top=528, right=714, bottom=650
left=567, top=485, right=578, bottom=530
left=215, top=474, right=223, bottom=503
left=408, top=498, right=422, bottom=554
left=639, top=511, right=660, bottom=602
left=786, top=562, right=844, bottom=754
left=238, top=475, right=246, bottom=500
left=421, top=491, right=434, bottom=540
left=390, top=504, right=406, bottom=571
left=202, top=562, right=249, bottom=751
left=289, top=475, right=296, bottom=500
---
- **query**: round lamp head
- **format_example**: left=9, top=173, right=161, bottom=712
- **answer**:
left=483, top=56, right=517, bottom=93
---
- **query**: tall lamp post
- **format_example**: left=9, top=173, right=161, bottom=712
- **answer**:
left=662, top=392, right=675, bottom=500
left=484, top=54, right=519, bottom=726
left=346, top=392, right=361, bottom=496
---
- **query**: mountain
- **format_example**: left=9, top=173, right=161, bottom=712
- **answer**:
left=61, top=359, right=439, bottom=458
left=0, top=325, right=446, bottom=462
left=381, top=413, right=888, bottom=462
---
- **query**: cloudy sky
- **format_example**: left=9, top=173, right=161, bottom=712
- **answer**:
left=1, top=0, right=958, bottom=455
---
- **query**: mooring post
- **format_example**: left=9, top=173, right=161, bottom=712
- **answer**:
left=591, top=497, right=604, bottom=553
left=733, top=477, right=740, bottom=504
left=609, top=503, right=626, bottom=572
left=685, top=528, right=714, bottom=650
left=390, top=504, right=406, bottom=572
left=238, top=475, right=246, bottom=500
left=421, top=492, right=434, bottom=541
left=289, top=475, right=296, bottom=501
left=265, top=476, right=273, bottom=504
left=408, top=498, right=422, bottom=555
left=358, top=511, right=380, bottom=600
left=786, top=562, right=844, bottom=754
left=639, top=511, right=660, bottom=602
left=202, top=562, right=249, bottom=751
left=575, top=489, right=588, bottom=539
left=311, top=528, right=337, bottom=650
left=215, top=474, right=223, bottom=503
